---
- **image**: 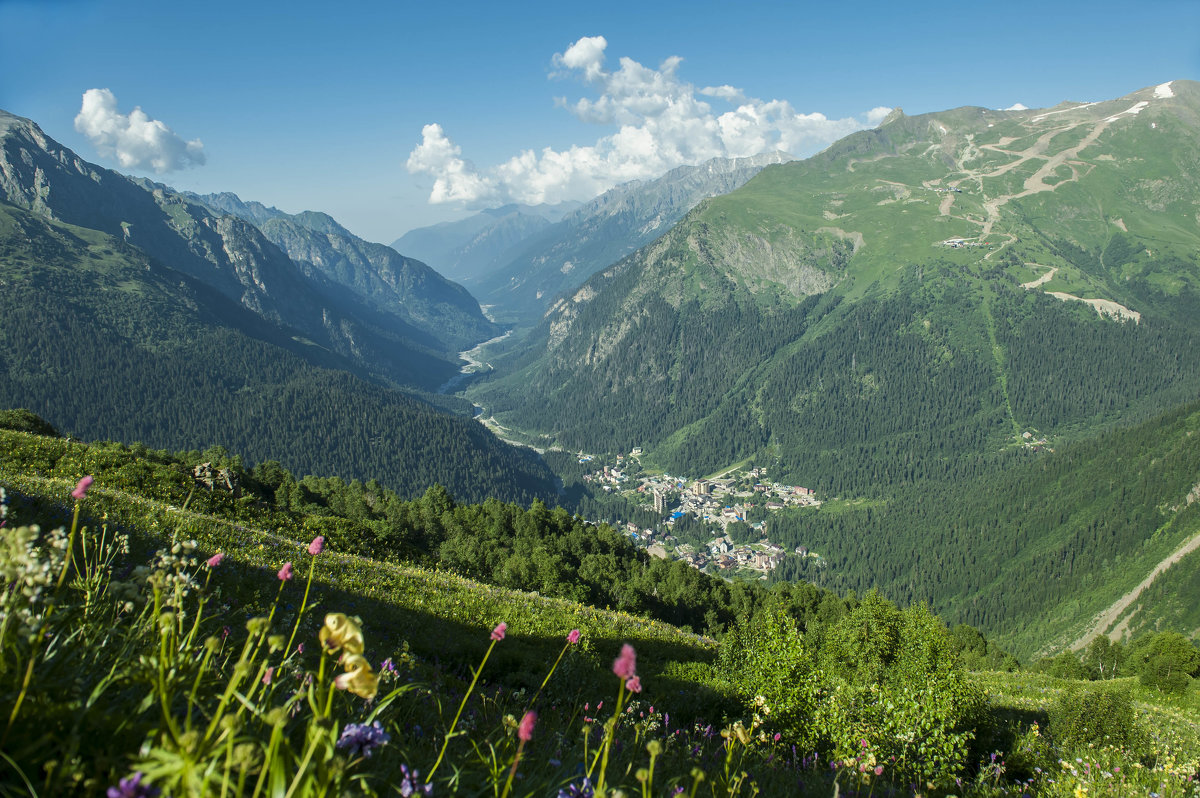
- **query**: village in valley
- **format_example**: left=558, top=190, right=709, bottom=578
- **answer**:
left=577, top=448, right=823, bottom=580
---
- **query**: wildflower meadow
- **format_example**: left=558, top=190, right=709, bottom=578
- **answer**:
left=1, top=423, right=1199, bottom=796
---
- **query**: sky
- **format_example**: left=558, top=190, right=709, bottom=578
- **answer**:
left=2, top=0, right=1198, bottom=245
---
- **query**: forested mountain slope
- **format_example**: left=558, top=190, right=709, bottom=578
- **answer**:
left=0, top=109, right=487, bottom=389
left=0, top=200, right=556, bottom=503
left=765, top=398, right=1200, bottom=658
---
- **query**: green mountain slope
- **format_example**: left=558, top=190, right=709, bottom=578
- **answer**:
left=474, top=81, right=1200, bottom=493
left=766, top=399, right=1200, bottom=658
left=0, top=200, right=556, bottom=503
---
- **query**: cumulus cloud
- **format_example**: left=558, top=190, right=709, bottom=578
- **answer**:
left=407, top=37, right=890, bottom=207
left=1004, top=103, right=1029, bottom=111
left=866, top=106, right=894, bottom=125
left=74, top=89, right=205, bottom=174
left=405, top=123, right=498, bottom=204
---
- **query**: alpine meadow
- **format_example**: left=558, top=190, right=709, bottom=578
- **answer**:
left=2, top=7, right=1200, bottom=795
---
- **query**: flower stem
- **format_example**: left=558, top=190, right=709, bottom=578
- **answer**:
left=592, top=679, right=628, bottom=797
left=525, top=640, right=570, bottom=713
left=499, top=739, right=527, bottom=798
left=55, top=501, right=82, bottom=591
left=284, top=556, right=317, bottom=657
left=428, top=638, right=498, bottom=780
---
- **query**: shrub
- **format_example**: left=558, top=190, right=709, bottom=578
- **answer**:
left=0, top=408, right=59, bottom=437
left=1049, top=683, right=1141, bottom=751
left=1134, top=631, right=1200, bottom=693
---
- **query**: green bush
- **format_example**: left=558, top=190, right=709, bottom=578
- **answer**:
left=0, top=408, right=59, bottom=437
left=716, top=601, right=819, bottom=747
left=1140, top=653, right=1193, bottom=694
left=1133, top=631, right=1200, bottom=693
left=815, top=600, right=987, bottom=788
left=1049, top=683, right=1141, bottom=751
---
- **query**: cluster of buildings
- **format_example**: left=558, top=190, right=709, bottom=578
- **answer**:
left=672, top=535, right=791, bottom=574
left=580, top=456, right=823, bottom=579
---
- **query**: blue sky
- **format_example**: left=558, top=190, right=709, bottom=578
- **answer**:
left=2, top=0, right=1198, bottom=244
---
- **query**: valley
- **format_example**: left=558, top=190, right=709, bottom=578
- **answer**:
left=2, top=75, right=1200, bottom=797
left=8, top=0, right=1200, bottom=791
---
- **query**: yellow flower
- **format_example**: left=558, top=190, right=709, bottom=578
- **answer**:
left=319, top=613, right=364, bottom=655
left=334, top=654, right=379, bottom=700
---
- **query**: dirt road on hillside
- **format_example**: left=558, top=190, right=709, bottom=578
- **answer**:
left=1070, top=526, right=1200, bottom=651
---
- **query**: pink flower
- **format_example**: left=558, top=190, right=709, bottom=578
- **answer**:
left=874, top=765, right=884, bottom=776
left=207, top=552, right=225, bottom=568
left=263, top=667, right=275, bottom=685
left=278, top=562, right=294, bottom=581
left=612, top=644, right=637, bottom=680
left=71, top=476, right=93, bottom=500
left=518, top=711, right=537, bottom=741
left=491, top=622, right=507, bottom=641
left=625, top=676, right=642, bottom=693
left=567, top=629, right=581, bottom=644
left=308, top=536, right=324, bottom=556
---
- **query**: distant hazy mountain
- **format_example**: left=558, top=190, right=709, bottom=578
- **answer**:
left=476, top=152, right=793, bottom=322
left=395, top=153, right=791, bottom=324
left=391, top=202, right=581, bottom=287
left=188, top=192, right=500, bottom=352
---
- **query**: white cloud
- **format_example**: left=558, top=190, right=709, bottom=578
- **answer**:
left=408, top=37, right=889, bottom=207
left=866, top=106, right=894, bottom=125
left=1004, top=103, right=1029, bottom=111
left=405, top=123, right=497, bottom=204
left=554, top=35, right=608, bottom=81
left=74, top=89, right=205, bottom=173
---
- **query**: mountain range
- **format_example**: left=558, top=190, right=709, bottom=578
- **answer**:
left=466, top=81, right=1200, bottom=651
left=474, top=80, right=1200, bottom=489
left=0, top=108, right=554, bottom=503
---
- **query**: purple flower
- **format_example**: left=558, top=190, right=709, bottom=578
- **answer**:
left=557, top=777, right=594, bottom=798
left=72, top=476, right=94, bottom=500
left=613, top=644, right=637, bottom=680
left=278, top=562, right=294, bottom=581
left=491, top=622, right=507, bottom=641
left=397, top=763, right=433, bottom=796
left=207, top=552, right=225, bottom=568
left=107, top=772, right=159, bottom=798
left=308, top=535, right=324, bottom=556
left=336, top=721, right=391, bottom=759
left=567, top=628, right=581, bottom=644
